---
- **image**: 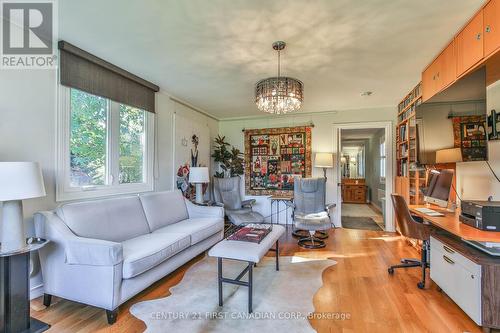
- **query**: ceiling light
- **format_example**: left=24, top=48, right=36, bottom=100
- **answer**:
left=255, top=41, right=304, bottom=115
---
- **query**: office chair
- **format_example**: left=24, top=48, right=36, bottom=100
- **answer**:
left=388, top=194, right=432, bottom=289
left=288, top=177, right=335, bottom=249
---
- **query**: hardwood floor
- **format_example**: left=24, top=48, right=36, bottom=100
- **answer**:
left=31, top=227, right=486, bottom=333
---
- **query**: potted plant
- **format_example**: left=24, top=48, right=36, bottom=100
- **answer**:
left=211, top=135, right=243, bottom=178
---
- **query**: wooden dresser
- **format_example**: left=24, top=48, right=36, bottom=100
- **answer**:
left=341, top=179, right=366, bottom=203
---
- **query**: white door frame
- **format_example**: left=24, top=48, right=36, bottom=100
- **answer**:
left=332, top=121, right=395, bottom=232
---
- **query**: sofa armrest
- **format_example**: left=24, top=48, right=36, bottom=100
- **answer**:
left=65, top=237, right=123, bottom=266
left=185, top=199, right=224, bottom=218
left=34, top=211, right=123, bottom=266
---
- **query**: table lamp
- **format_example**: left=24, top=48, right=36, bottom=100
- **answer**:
left=314, top=152, right=333, bottom=180
left=0, top=162, right=46, bottom=252
left=189, top=167, right=209, bottom=204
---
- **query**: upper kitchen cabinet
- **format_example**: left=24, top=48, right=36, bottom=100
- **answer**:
left=484, top=0, right=500, bottom=57
left=455, top=9, right=484, bottom=77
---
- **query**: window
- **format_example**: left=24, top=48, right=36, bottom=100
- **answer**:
left=57, top=87, right=154, bottom=201
left=380, top=135, right=386, bottom=183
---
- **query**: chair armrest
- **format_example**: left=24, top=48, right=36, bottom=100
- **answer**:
left=241, top=199, right=256, bottom=208
left=185, top=199, right=225, bottom=218
left=65, top=237, right=123, bottom=266
left=326, top=203, right=336, bottom=210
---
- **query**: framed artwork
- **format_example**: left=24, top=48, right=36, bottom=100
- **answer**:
left=244, top=126, right=312, bottom=195
left=452, top=115, right=487, bottom=162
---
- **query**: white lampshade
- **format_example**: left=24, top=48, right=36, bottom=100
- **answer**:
left=436, top=148, right=463, bottom=164
left=314, top=152, right=333, bottom=168
left=189, top=167, right=209, bottom=183
left=0, top=162, right=46, bottom=201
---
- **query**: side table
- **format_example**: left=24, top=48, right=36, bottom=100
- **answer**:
left=1, top=237, right=50, bottom=333
left=269, top=195, right=293, bottom=225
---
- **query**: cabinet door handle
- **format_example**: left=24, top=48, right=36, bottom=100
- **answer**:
left=443, top=245, right=455, bottom=254
left=476, top=33, right=481, bottom=40
left=486, top=25, right=491, bottom=33
left=443, top=255, right=455, bottom=265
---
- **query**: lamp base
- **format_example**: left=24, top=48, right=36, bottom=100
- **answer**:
left=195, top=183, right=204, bottom=204
left=1, top=200, right=26, bottom=253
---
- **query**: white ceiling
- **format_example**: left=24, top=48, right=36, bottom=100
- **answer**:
left=59, top=0, right=484, bottom=119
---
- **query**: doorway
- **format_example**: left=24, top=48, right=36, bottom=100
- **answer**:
left=332, top=122, right=394, bottom=232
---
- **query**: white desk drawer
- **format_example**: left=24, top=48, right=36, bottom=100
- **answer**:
left=430, top=236, right=482, bottom=325
left=430, top=236, right=481, bottom=275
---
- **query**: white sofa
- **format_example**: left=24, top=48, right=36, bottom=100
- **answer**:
left=34, top=190, right=224, bottom=324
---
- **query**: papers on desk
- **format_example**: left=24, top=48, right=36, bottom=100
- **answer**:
left=414, top=207, right=445, bottom=217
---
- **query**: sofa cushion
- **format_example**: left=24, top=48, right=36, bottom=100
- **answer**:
left=153, top=217, right=224, bottom=245
left=139, top=190, right=189, bottom=231
left=121, top=233, right=190, bottom=279
left=56, top=196, right=150, bottom=242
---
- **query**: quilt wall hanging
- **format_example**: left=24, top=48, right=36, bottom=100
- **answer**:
left=452, top=115, right=487, bottom=162
left=244, top=126, right=312, bottom=195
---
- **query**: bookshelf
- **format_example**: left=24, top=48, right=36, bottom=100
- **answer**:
left=395, top=83, right=426, bottom=205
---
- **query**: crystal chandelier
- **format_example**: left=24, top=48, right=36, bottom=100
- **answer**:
left=255, top=41, right=304, bottom=114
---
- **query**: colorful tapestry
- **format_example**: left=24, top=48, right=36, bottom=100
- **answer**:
left=244, top=126, right=312, bottom=195
left=452, top=115, right=487, bottom=162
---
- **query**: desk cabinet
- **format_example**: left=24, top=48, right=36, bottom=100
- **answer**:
left=430, top=236, right=482, bottom=325
left=429, top=233, right=500, bottom=332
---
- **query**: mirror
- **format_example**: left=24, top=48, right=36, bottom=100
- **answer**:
left=341, top=144, right=365, bottom=179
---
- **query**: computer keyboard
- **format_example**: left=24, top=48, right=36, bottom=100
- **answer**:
left=414, top=207, right=445, bottom=217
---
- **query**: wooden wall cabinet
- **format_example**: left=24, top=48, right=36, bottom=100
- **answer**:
left=422, top=43, right=456, bottom=101
left=484, top=0, right=500, bottom=57
left=455, top=9, right=484, bottom=77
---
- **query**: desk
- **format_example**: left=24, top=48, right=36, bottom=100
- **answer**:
left=409, top=205, right=500, bottom=243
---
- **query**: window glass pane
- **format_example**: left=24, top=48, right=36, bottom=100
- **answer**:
left=70, top=89, right=108, bottom=186
left=119, top=104, right=146, bottom=184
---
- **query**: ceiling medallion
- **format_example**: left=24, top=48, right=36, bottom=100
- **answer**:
left=255, top=41, right=303, bottom=115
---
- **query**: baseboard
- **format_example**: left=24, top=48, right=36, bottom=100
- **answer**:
left=30, top=283, right=44, bottom=300
left=369, top=203, right=382, bottom=214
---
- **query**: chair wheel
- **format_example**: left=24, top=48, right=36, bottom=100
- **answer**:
left=417, top=282, right=425, bottom=289
left=388, top=267, right=394, bottom=274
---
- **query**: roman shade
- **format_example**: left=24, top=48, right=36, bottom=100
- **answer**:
left=58, top=41, right=159, bottom=113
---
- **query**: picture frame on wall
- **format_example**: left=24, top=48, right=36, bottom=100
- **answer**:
left=244, top=126, right=312, bottom=196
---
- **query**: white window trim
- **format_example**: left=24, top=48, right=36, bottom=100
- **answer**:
left=380, top=135, right=386, bottom=184
left=56, top=85, right=155, bottom=201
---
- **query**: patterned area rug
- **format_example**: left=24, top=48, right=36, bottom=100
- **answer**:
left=130, top=255, right=336, bottom=333
left=341, top=216, right=383, bottom=231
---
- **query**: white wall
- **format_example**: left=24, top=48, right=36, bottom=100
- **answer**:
left=0, top=72, right=218, bottom=299
left=456, top=81, right=500, bottom=201
left=218, top=107, right=397, bottom=226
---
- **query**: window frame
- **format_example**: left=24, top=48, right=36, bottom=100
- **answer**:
left=56, top=85, right=155, bottom=201
left=379, top=135, right=386, bottom=184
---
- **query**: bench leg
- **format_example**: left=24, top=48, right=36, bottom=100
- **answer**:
left=218, top=257, right=223, bottom=306
left=275, top=240, right=280, bottom=271
left=248, top=261, right=253, bottom=313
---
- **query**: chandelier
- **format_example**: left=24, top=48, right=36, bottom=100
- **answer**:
left=255, top=41, right=304, bottom=115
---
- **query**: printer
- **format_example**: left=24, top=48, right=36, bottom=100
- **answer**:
left=460, top=200, right=500, bottom=232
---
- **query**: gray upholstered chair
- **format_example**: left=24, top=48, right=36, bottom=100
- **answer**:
left=289, top=177, right=335, bottom=248
left=213, top=176, right=265, bottom=226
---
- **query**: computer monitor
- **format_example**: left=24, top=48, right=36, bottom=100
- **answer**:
left=424, top=169, right=454, bottom=208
